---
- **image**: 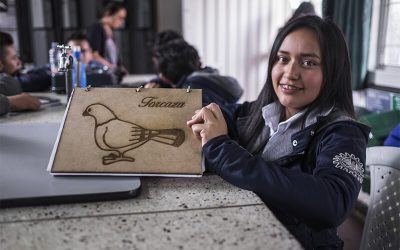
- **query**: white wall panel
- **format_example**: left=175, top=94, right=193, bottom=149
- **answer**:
left=183, top=0, right=292, bottom=101
left=182, top=0, right=205, bottom=57
left=157, top=0, right=183, bottom=33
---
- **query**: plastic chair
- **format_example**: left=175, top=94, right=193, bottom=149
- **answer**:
left=360, top=146, right=400, bottom=250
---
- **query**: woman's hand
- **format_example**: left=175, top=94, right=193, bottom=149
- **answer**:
left=187, top=103, right=228, bottom=146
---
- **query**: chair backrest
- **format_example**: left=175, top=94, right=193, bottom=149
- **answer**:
left=360, top=146, right=400, bottom=250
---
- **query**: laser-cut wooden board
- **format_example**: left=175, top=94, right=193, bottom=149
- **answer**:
left=48, top=87, right=203, bottom=176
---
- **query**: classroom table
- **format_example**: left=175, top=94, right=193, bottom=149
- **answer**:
left=0, top=92, right=303, bottom=250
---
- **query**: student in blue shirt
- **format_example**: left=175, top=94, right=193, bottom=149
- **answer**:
left=188, top=16, right=370, bottom=249
left=67, top=32, right=108, bottom=73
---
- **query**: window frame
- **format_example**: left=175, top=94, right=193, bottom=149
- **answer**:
left=368, top=0, right=400, bottom=89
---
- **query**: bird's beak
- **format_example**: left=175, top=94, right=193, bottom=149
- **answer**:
left=82, top=110, right=89, bottom=116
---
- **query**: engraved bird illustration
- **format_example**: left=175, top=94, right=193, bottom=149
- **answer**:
left=83, top=103, right=185, bottom=165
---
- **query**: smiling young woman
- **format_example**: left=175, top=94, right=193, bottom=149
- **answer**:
left=187, top=15, right=370, bottom=250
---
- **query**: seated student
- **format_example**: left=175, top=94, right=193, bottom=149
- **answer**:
left=187, top=16, right=370, bottom=249
left=147, top=30, right=220, bottom=89
left=151, top=30, right=183, bottom=67
left=148, top=39, right=243, bottom=107
left=0, top=32, right=40, bottom=115
left=153, top=30, right=183, bottom=48
left=146, top=30, right=184, bottom=88
left=67, top=32, right=108, bottom=73
left=0, top=31, right=51, bottom=92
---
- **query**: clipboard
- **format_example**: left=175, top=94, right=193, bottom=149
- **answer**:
left=47, top=87, right=203, bottom=176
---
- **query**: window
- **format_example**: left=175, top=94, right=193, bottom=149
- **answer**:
left=379, top=0, right=400, bottom=68
left=369, top=0, right=400, bottom=89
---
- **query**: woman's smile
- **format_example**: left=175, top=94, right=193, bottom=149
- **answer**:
left=279, top=83, right=305, bottom=93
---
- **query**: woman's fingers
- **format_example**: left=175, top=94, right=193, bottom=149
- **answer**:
left=187, top=103, right=228, bottom=146
left=206, top=103, right=225, bottom=120
left=190, top=109, right=202, bottom=120
left=200, top=106, right=219, bottom=124
left=187, top=112, right=203, bottom=127
left=191, top=123, right=204, bottom=140
left=187, top=107, right=210, bottom=127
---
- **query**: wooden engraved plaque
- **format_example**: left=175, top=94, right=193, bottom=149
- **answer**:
left=48, top=87, right=203, bottom=176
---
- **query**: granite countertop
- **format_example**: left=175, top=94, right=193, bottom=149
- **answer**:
left=0, top=175, right=303, bottom=250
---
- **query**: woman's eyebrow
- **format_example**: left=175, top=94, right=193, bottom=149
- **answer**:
left=277, top=50, right=289, bottom=54
left=277, top=50, right=320, bottom=59
left=301, top=53, right=320, bottom=59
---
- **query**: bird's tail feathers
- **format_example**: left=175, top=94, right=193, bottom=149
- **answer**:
left=150, top=129, right=185, bottom=147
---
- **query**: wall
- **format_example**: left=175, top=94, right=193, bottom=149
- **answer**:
left=156, top=0, right=182, bottom=33
left=0, top=0, right=18, bottom=50
left=182, top=0, right=293, bottom=101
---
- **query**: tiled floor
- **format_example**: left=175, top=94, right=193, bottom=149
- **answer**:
left=338, top=209, right=365, bottom=250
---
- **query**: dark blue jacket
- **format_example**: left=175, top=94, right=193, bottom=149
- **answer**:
left=15, top=66, right=52, bottom=92
left=176, top=69, right=242, bottom=107
left=203, top=107, right=370, bottom=249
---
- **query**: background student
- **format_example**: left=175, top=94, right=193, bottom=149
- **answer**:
left=67, top=32, right=108, bottom=72
left=0, top=31, right=40, bottom=115
left=147, top=39, right=243, bottom=106
left=147, top=30, right=228, bottom=90
left=151, top=30, right=183, bottom=72
left=188, top=16, right=370, bottom=249
left=87, top=1, right=128, bottom=81
left=145, top=30, right=185, bottom=88
left=0, top=31, right=51, bottom=92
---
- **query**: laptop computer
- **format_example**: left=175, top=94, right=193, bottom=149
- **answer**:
left=0, top=122, right=141, bottom=208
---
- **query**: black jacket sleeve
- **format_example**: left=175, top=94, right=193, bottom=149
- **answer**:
left=202, top=122, right=367, bottom=229
left=16, top=66, right=51, bottom=92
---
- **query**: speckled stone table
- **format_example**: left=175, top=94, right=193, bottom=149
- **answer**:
left=0, top=92, right=303, bottom=250
left=0, top=176, right=302, bottom=250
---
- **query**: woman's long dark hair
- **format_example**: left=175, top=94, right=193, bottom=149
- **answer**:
left=241, top=15, right=354, bottom=148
